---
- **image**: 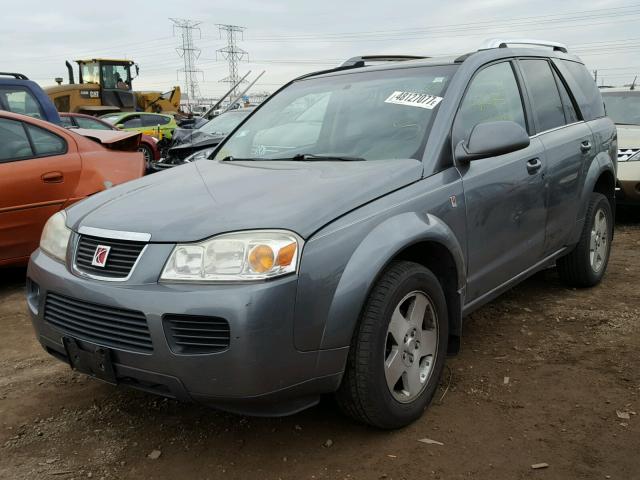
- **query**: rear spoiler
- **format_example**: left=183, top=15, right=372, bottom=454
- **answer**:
left=72, top=128, right=141, bottom=152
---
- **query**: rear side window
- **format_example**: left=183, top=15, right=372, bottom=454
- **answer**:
left=519, top=59, right=566, bottom=133
left=552, top=69, right=579, bottom=123
left=121, top=115, right=142, bottom=128
left=0, top=86, right=44, bottom=119
left=454, top=62, right=527, bottom=142
left=0, top=118, right=33, bottom=161
left=25, top=124, right=67, bottom=156
left=142, top=115, right=170, bottom=127
left=553, top=59, right=605, bottom=120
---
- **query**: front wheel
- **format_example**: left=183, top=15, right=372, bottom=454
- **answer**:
left=336, top=261, right=448, bottom=429
left=557, top=192, right=613, bottom=287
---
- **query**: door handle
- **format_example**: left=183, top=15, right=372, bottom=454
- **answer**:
left=41, top=171, right=64, bottom=183
left=580, top=140, right=592, bottom=153
left=526, top=158, right=542, bottom=174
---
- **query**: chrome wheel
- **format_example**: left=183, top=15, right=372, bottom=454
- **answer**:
left=384, top=290, right=438, bottom=403
left=589, top=208, right=608, bottom=273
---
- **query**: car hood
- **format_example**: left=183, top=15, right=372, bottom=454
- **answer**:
left=67, top=159, right=423, bottom=242
left=616, top=124, right=640, bottom=149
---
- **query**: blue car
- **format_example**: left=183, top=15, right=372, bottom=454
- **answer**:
left=0, top=72, right=61, bottom=124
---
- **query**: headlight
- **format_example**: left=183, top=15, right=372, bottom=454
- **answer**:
left=160, top=230, right=303, bottom=282
left=184, top=147, right=215, bottom=163
left=40, top=211, right=72, bottom=262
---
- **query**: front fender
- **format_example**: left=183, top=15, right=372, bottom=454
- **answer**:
left=294, top=209, right=465, bottom=352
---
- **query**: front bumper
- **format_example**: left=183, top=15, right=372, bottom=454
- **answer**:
left=617, top=162, right=640, bottom=205
left=27, top=249, right=347, bottom=416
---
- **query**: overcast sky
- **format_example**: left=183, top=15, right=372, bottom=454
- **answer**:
left=2, top=0, right=639, bottom=100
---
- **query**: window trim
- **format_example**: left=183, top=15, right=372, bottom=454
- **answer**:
left=0, top=119, right=69, bottom=164
left=550, top=62, right=583, bottom=123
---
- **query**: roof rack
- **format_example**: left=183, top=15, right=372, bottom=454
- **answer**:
left=341, top=55, right=429, bottom=67
left=0, top=72, right=29, bottom=80
left=479, top=38, right=568, bottom=53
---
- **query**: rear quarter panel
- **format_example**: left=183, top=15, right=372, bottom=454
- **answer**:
left=70, top=137, right=145, bottom=203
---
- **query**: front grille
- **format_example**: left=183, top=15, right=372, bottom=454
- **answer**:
left=163, top=315, right=230, bottom=354
left=44, top=292, right=153, bottom=353
left=618, top=148, right=639, bottom=161
left=75, top=235, right=145, bottom=279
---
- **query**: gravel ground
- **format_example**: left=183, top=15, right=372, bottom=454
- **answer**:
left=1, top=211, right=639, bottom=480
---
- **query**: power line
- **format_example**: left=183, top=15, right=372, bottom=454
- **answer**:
left=216, top=24, right=248, bottom=99
left=170, top=18, right=203, bottom=112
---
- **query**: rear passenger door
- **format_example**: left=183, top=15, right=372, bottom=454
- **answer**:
left=0, top=118, right=81, bottom=263
left=454, top=61, right=547, bottom=303
left=517, top=59, right=595, bottom=255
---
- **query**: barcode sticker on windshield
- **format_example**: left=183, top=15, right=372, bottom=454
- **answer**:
left=384, top=91, right=443, bottom=109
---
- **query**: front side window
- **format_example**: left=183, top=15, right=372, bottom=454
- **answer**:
left=214, top=65, right=457, bottom=162
left=0, top=87, right=44, bottom=119
left=454, top=62, right=527, bottom=142
left=25, top=125, right=66, bottom=156
left=601, top=92, right=640, bottom=125
left=519, top=59, right=566, bottom=133
left=0, top=118, right=33, bottom=162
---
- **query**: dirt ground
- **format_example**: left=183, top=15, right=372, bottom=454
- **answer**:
left=1, top=212, right=639, bottom=480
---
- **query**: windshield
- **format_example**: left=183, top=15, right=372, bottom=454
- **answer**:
left=602, top=92, right=640, bottom=125
left=214, top=65, right=457, bottom=161
left=200, top=111, right=250, bottom=136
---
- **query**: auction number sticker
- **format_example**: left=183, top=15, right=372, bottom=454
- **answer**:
left=384, top=91, right=443, bottom=109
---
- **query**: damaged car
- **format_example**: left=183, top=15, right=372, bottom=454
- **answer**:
left=152, top=108, right=253, bottom=170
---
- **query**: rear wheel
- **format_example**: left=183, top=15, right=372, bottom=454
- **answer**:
left=336, top=261, right=448, bottom=429
left=557, top=192, right=613, bottom=287
left=138, top=144, right=154, bottom=170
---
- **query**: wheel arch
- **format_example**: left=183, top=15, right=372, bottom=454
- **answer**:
left=318, top=212, right=465, bottom=355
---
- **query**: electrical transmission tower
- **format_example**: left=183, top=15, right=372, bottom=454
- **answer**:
left=170, top=18, right=203, bottom=112
left=216, top=24, right=248, bottom=100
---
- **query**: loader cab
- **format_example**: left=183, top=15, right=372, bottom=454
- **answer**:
left=77, top=59, right=138, bottom=111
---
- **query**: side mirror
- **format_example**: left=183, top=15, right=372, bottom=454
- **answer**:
left=455, top=120, right=530, bottom=163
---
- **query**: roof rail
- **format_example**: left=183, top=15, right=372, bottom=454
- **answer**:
left=0, top=72, right=29, bottom=80
left=479, top=38, right=568, bottom=53
left=341, top=55, right=428, bottom=67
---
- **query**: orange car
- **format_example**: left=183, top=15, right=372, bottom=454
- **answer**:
left=0, top=111, right=144, bottom=267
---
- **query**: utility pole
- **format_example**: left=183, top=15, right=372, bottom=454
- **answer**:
left=170, top=18, right=203, bottom=112
left=216, top=24, right=248, bottom=101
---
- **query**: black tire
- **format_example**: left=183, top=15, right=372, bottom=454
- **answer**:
left=138, top=144, right=154, bottom=171
left=557, top=192, right=613, bottom=287
left=336, top=261, right=448, bottom=429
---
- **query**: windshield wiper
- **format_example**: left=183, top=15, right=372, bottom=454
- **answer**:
left=220, top=156, right=263, bottom=161
left=287, top=153, right=366, bottom=162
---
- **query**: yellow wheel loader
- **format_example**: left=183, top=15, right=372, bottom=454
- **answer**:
left=45, top=59, right=180, bottom=115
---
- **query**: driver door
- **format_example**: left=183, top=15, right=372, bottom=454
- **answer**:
left=454, top=61, right=548, bottom=304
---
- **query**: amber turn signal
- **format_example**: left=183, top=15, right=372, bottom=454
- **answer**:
left=248, top=244, right=275, bottom=273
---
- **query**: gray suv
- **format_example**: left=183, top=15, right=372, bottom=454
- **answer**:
left=27, top=39, right=617, bottom=429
